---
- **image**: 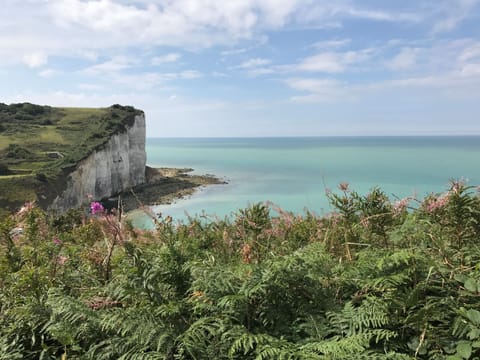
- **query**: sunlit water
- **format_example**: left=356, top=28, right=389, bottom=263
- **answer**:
left=129, top=137, right=480, bottom=228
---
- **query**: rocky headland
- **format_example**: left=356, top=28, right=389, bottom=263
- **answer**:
left=0, top=103, right=223, bottom=215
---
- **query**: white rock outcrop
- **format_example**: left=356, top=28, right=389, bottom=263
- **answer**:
left=50, top=113, right=146, bottom=212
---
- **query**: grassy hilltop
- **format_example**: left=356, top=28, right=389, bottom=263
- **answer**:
left=0, top=103, right=143, bottom=215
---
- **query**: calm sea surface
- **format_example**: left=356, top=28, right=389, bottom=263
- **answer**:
left=130, top=136, right=480, bottom=228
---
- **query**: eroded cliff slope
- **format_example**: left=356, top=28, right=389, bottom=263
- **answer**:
left=50, top=113, right=146, bottom=212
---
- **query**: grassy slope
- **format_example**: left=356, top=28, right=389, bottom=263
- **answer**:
left=0, top=103, right=142, bottom=215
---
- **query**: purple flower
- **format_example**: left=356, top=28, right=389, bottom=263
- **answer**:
left=53, top=237, right=61, bottom=245
left=90, top=201, right=104, bottom=215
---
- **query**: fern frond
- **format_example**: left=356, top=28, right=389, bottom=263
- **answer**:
left=176, top=316, right=227, bottom=359
left=0, top=336, right=24, bottom=360
left=327, top=297, right=391, bottom=337
left=301, top=334, right=370, bottom=359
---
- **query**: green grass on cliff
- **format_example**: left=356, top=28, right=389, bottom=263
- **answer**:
left=0, top=103, right=143, bottom=213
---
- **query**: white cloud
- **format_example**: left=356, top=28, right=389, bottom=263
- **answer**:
left=311, top=39, right=351, bottom=50
left=151, top=53, right=181, bottom=65
left=295, top=2, right=421, bottom=27
left=247, top=68, right=275, bottom=76
left=52, top=0, right=150, bottom=31
left=287, top=78, right=342, bottom=93
left=431, top=0, right=480, bottom=33
left=109, top=72, right=166, bottom=90
left=47, top=0, right=299, bottom=49
left=233, top=57, right=275, bottom=77
left=285, top=39, right=480, bottom=103
left=237, top=58, right=271, bottom=69
left=83, top=56, right=138, bottom=75
left=38, top=69, right=58, bottom=78
left=77, top=50, right=99, bottom=62
left=387, top=48, right=418, bottom=70
left=286, top=66, right=480, bottom=104
left=461, top=64, right=480, bottom=76
left=22, top=52, right=48, bottom=68
left=458, top=43, right=480, bottom=63
left=408, top=39, right=480, bottom=76
left=296, top=49, right=373, bottom=73
left=4, top=1, right=425, bottom=60
left=296, top=53, right=344, bottom=73
left=286, top=78, right=350, bottom=102
left=457, top=43, right=480, bottom=76
left=212, top=71, right=228, bottom=77
left=95, top=69, right=203, bottom=90
left=342, top=7, right=421, bottom=22
left=0, top=0, right=458, bottom=70
left=179, top=70, right=203, bottom=79
left=221, top=48, right=248, bottom=56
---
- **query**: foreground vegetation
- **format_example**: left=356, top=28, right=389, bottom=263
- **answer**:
left=0, top=103, right=143, bottom=216
left=1, top=182, right=480, bottom=359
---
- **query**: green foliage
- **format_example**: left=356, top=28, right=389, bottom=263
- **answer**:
left=1, top=183, right=480, bottom=358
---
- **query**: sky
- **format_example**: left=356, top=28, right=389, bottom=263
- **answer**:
left=1, top=0, right=480, bottom=137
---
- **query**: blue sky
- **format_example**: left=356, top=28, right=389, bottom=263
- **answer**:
left=1, top=0, right=480, bottom=137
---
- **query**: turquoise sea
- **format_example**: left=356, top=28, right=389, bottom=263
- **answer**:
left=130, top=136, right=480, bottom=228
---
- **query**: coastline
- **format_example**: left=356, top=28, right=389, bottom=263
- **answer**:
left=120, top=166, right=227, bottom=213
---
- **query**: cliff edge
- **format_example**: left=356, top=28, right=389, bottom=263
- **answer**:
left=49, top=112, right=146, bottom=212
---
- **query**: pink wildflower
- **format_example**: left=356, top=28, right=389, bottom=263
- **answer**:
left=360, top=217, right=370, bottom=228
left=90, top=201, right=104, bottom=215
left=338, top=182, right=349, bottom=192
left=426, top=194, right=449, bottom=213
left=16, top=201, right=35, bottom=217
left=53, top=237, right=61, bottom=245
left=57, top=255, right=69, bottom=265
left=393, top=197, right=410, bottom=214
left=330, top=212, right=342, bottom=226
left=450, top=180, right=465, bottom=194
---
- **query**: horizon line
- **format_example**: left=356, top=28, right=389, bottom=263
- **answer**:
left=146, top=134, right=480, bottom=139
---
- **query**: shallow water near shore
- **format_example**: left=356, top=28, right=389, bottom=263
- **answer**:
left=130, top=136, right=480, bottom=228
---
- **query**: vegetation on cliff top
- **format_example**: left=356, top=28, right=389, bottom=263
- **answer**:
left=1, top=181, right=480, bottom=359
left=0, top=103, right=143, bottom=215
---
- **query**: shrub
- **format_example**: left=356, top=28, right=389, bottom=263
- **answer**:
left=35, top=172, right=47, bottom=182
left=0, top=162, right=11, bottom=175
left=5, top=144, right=33, bottom=159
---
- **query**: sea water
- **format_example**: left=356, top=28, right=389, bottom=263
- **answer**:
left=130, top=136, right=480, bottom=228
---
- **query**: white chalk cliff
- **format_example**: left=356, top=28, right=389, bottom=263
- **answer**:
left=50, top=113, right=146, bottom=212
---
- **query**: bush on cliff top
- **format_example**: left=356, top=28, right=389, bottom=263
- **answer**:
left=1, top=181, right=480, bottom=359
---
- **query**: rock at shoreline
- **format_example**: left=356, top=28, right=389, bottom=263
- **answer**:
left=120, top=166, right=227, bottom=212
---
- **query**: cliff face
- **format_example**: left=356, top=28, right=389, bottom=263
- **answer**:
left=50, top=113, right=146, bottom=212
